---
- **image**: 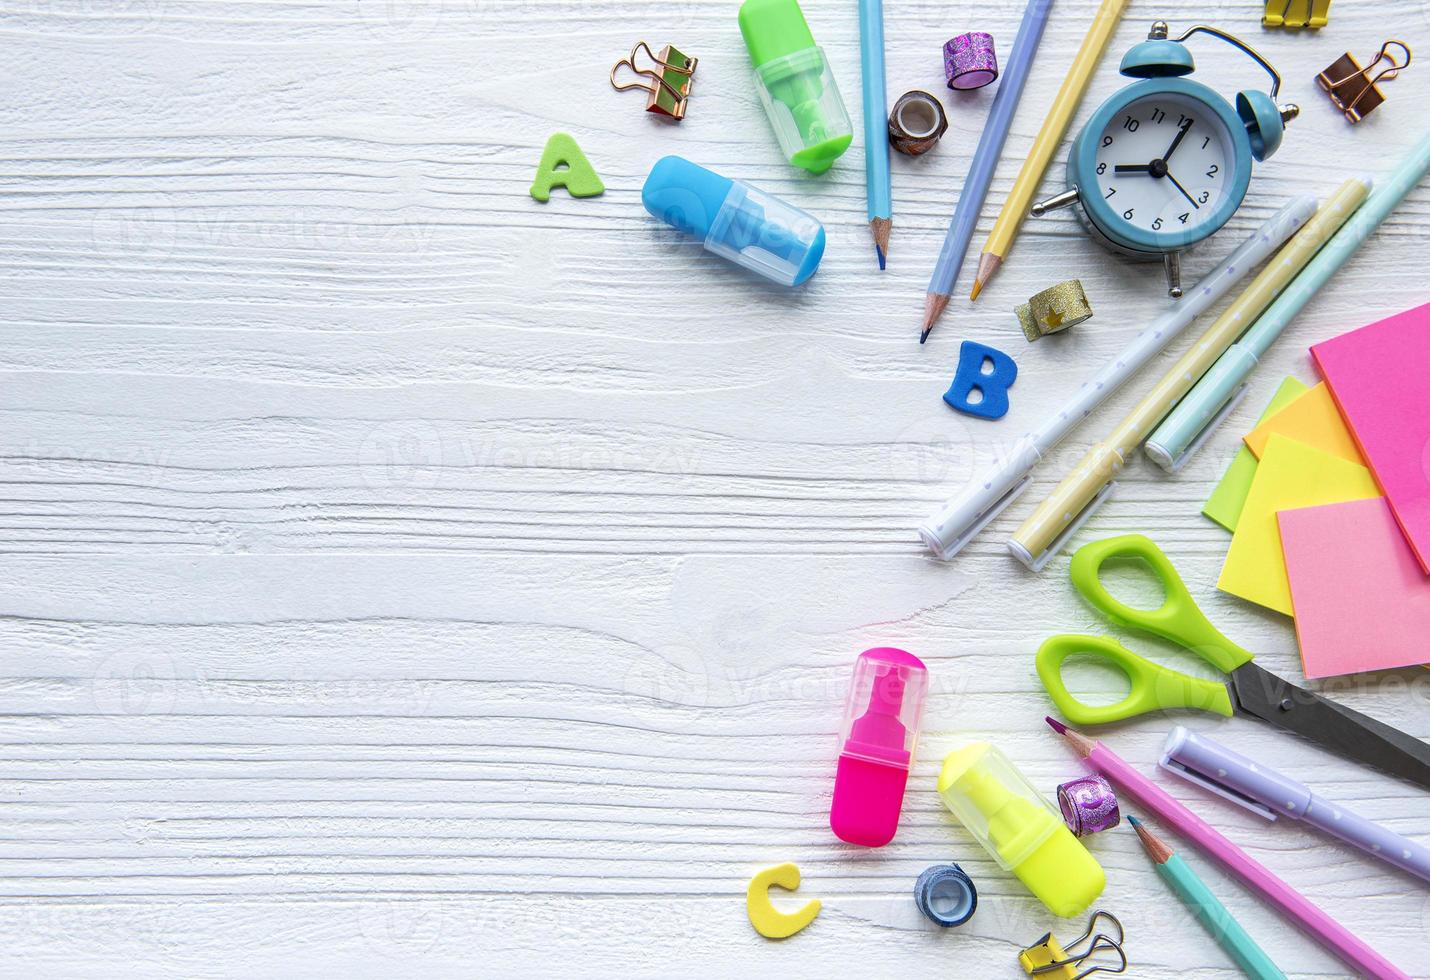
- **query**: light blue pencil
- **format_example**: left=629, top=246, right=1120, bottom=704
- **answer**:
left=922, top=0, right=1054, bottom=343
left=1144, top=130, right=1430, bottom=468
left=859, top=0, right=892, bottom=269
left=1131, top=817, right=1288, bottom=980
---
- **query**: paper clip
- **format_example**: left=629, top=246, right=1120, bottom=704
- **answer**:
left=610, top=42, right=697, bottom=120
left=1316, top=41, right=1411, bottom=123
left=1019, top=911, right=1128, bottom=980
left=1263, top=0, right=1331, bottom=29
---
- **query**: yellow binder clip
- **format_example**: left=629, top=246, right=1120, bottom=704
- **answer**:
left=1263, top=0, right=1331, bottom=28
left=610, top=42, right=697, bottom=121
left=1317, top=41, right=1412, bottom=124
left=1019, top=911, right=1127, bottom=980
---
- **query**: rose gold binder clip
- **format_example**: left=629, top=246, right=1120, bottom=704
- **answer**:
left=610, top=42, right=697, bottom=121
left=1316, top=40, right=1411, bottom=123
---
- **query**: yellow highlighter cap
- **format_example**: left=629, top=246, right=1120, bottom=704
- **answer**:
left=938, top=742, right=1105, bottom=918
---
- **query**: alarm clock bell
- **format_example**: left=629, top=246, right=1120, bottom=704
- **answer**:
left=1033, top=22, right=1299, bottom=297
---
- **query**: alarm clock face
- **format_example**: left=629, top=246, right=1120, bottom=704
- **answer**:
left=1092, top=92, right=1238, bottom=244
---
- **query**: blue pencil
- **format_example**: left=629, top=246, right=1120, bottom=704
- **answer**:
left=859, top=0, right=891, bottom=269
left=921, top=0, right=1054, bottom=342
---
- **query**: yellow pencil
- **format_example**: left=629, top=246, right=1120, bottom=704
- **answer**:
left=1007, top=177, right=1371, bottom=568
left=970, top=0, right=1130, bottom=301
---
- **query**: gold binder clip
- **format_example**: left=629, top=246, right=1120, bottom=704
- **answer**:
left=610, top=42, right=697, bottom=120
left=1317, top=41, right=1411, bottom=123
left=1018, top=911, right=1128, bottom=980
left=1263, top=0, right=1331, bottom=29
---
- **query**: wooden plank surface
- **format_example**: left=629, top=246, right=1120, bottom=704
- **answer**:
left=0, top=0, right=1426, bottom=975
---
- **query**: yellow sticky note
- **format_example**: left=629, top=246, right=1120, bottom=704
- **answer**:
left=1243, top=382, right=1365, bottom=466
left=1219, top=434, right=1381, bottom=615
left=1203, top=376, right=1310, bottom=532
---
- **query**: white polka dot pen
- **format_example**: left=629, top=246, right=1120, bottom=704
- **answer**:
left=1008, top=178, right=1369, bottom=571
left=916, top=194, right=1317, bottom=562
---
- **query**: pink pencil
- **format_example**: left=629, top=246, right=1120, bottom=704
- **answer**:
left=1046, top=718, right=1409, bottom=980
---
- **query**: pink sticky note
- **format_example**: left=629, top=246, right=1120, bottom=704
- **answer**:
left=1312, top=302, right=1430, bottom=573
left=1279, top=497, right=1430, bottom=678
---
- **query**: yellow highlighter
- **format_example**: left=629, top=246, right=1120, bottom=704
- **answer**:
left=938, top=743, right=1105, bottom=918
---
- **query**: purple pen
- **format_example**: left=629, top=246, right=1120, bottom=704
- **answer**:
left=1161, top=727, right=1430, bottom=885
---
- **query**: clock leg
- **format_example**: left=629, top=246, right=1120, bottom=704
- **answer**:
left=1163, top=251, right=1183, bottom=298
left=1030, top=188, right=1080, bottom=218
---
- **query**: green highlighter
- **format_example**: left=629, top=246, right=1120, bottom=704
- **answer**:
left=738, top=0, right=853, bottom=174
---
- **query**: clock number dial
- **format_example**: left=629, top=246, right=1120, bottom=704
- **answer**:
left=1092, top=93, right=1232, bottom=241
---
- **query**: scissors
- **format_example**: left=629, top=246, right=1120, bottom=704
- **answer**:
left=1037, top=534, right=1430, bottom=790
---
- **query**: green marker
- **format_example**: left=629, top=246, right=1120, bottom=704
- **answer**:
left=738, top=0, right=852, bottom=174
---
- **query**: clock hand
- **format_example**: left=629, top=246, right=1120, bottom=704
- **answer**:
left=1114, top=163, right=1153, bottom=174
left=1162, top=120, right=1192, bottom=163
left=1166, top=171, right=1200, bottom=210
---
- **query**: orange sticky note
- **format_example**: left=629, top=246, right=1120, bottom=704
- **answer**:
left=1242, top=382, right=1365, bottom=466
left=1218, top=435, right=1381, bottom=615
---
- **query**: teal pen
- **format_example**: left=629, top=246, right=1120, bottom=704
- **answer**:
left=1145, top=129, right=1430, bottom=470
left=1131, top=816, right=1287, bottom=980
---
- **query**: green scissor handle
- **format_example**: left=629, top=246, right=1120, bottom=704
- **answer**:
left=1069, top=534, right=1254, bottom=675
left=1036, top=634, right=1235, bottom=725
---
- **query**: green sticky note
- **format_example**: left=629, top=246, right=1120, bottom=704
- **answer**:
left=1202, top=375, right=1310, bottom=531
left=529, top=132, right=605, bottom=202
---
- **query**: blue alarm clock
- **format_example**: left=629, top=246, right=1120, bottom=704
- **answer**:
left=1034, top=22, right=1299, bottom=297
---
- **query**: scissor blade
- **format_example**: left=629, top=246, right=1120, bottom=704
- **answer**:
left=1229, top=662, right=1430, bottom=790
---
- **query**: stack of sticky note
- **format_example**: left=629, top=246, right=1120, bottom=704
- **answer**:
left=1200, top=300, right=1430, bottom=678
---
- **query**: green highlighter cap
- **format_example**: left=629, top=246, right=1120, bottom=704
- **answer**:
left=737, top=0, right=852, bottom=174
left=938, top=742, right=1106, bottom=918
left=738, top=0, right=815, bottom=64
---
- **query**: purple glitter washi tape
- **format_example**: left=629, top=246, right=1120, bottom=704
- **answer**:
left=944, top=32, right=998, bottom=91
left=1057, top=774, right=1121, bottom=837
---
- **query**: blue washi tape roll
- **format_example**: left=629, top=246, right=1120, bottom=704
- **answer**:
left=913, top=863, right=978, bottom=927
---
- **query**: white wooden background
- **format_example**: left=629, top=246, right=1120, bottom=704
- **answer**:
left=2, top=0, right=1427, bottom=976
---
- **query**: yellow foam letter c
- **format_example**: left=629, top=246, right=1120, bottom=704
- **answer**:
left=746, top=863, right=821, bottom=939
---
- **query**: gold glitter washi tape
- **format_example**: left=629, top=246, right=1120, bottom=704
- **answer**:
left=888, top=90, right=948, bottom=156
left=1015, top=280, right=1093, bottom=342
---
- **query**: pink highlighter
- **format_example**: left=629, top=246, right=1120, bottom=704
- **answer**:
left=830, top=647, right=929, bottom=847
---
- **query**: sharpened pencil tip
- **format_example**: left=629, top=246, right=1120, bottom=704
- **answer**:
left=971, top=253, right=1001, bottom=302
left=1126, top=815, right=1141, bottom=827
left=869, top=218, right=891, bottom=270
left=920, top=293, right=949, bottom=343
left=1044, top=716, right=1068, bottom=734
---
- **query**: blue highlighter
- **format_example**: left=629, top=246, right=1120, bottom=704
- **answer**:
left=641, top=155, right=826, bottom=286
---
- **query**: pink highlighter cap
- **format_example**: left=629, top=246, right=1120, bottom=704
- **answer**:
left=830, top=647, right=929, bottom=847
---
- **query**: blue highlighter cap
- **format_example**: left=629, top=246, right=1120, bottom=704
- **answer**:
left=642, top=155, right=732, bottom=240
left=640, top=154, right=826, bottom=287
left=794, top=225, right=826, bottom=285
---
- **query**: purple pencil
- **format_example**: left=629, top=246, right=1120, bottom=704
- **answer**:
left=921, top=0, right=1053, bottom=343
left=1048, top=717, right=1411, bottom=980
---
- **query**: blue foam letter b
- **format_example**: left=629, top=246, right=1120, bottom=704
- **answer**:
left=943, top=340, right=1017, bottom=420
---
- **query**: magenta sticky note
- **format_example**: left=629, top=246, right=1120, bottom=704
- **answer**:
left=1279, top=497, right=1430, bottom=678
left=1311, top=301, right=1430, bottom=573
